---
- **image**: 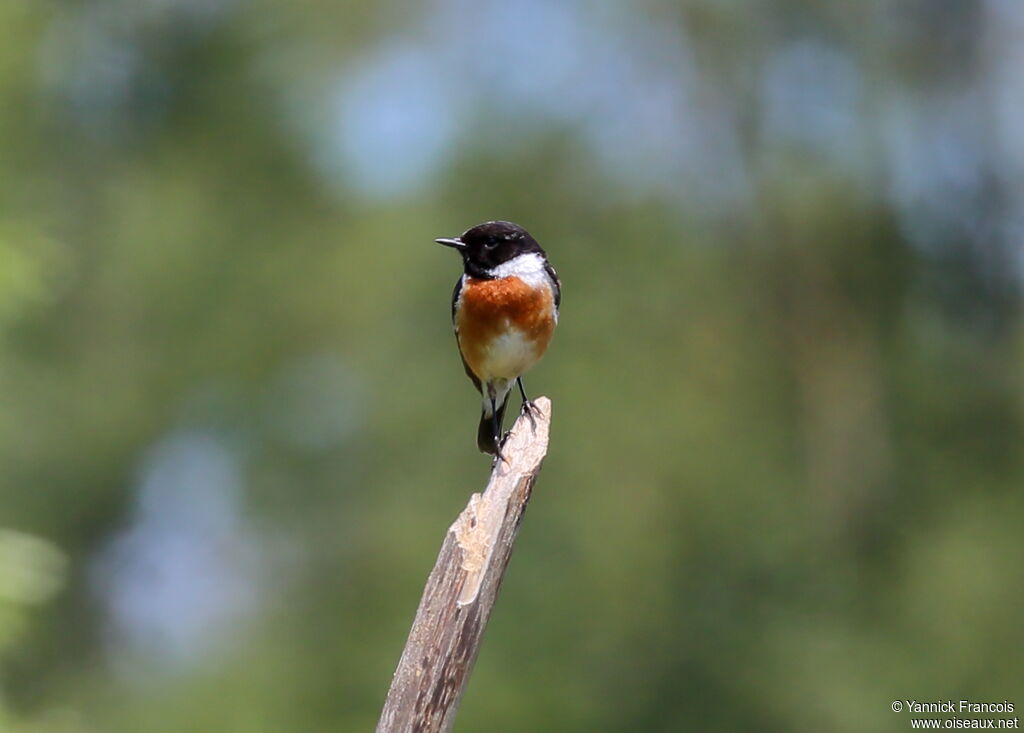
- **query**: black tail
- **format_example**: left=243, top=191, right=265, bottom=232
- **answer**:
left=477, top=398, right=509, bottom=455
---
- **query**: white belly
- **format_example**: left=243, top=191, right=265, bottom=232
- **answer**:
left=476, top=327, right=538, bottom=382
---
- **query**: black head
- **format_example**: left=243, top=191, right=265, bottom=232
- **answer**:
left=436, top=220, right=543, bottom=278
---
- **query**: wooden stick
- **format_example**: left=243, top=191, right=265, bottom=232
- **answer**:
left=376, top=397, right=552, bottom=733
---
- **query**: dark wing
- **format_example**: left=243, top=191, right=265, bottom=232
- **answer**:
left=544, top=260, right=561, bottom=313
left=451, top=275, right=462, bottom=324
left=451, top=276, right=482, bottom=393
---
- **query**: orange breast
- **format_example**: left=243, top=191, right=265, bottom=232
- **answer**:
left=457, top=276, right=556, bottom=381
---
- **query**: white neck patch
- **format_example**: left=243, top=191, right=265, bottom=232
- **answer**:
left=488, top=253, right=548, bottom=288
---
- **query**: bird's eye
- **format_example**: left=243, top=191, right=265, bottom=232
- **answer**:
left=484, top=238, right=498, bottom=249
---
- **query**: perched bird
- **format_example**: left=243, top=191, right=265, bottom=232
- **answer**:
left=437, top=221, right=561, bottom=457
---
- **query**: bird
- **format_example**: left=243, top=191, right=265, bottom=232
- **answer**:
left=436, top=220, right=561, bottom=458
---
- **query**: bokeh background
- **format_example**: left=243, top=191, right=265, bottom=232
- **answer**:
left=2, top=0, right=1023, bottom=731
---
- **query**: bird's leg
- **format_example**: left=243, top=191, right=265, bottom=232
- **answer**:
left=517, top=377, right=538, bottom=426
left=516, top=378, right=540, bottom=411
left=491, top=396, right=505, bottom=463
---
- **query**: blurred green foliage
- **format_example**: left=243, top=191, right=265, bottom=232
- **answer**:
left=1, top=0, right=1022, bottom=731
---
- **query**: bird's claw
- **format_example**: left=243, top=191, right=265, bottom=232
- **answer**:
left=520, top=399, right=539, bottom=428
left=491, top=432, right=510, bottom=467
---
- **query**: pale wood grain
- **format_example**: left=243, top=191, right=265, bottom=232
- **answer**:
left=376, top=397, right=552, bottom=733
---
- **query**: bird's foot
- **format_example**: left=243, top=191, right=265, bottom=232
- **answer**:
left=515, top=378, right=538, bottom=427
left=491, top=434, right=510, bottom=468
left=520, top=399, right=539, bottom=429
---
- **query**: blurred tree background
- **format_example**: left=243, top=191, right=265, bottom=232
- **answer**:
left=1, top=0, right=1022, bottom=731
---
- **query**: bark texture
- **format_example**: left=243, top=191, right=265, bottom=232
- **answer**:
left=376, top=397, right=552, bottom=733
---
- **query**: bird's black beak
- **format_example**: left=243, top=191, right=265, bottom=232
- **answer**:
left=435, top=237, right=464, bottom=249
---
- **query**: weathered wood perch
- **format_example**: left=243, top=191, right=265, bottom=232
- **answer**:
left=376, top=397, right=552, bottom=733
